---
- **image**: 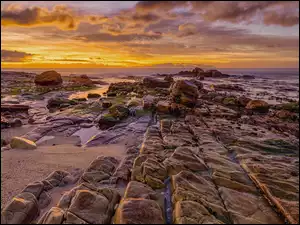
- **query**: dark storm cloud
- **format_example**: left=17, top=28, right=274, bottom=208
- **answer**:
left=1, top=49, right=34, bottom=62
left=1, top=5, right=78, bottom=30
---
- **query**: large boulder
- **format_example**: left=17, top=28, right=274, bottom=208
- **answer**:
left=34, top=71, right=62, bottom=86
left=10, top=136, right=37, bottom=150
left=245, top=100, right=269, bottom=113
left=143, top=76, right=171, bottom=88
left=170, top=80, right=199, bottom=107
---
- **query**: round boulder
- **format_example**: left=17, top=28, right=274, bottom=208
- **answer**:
left=34, top=71, right=62, bottom=86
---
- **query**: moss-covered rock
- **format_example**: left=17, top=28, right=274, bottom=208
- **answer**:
left=46, top=97, right=77, bottom=109
left=223, top=97, right=237, bottom=106
left=274, top=102, right=299, bottom=113
left=89, top=101, right=103, bottom=112
left=10, top=137, right=37, bottom=150
left=127, top=97, right=142, bottom=108
left=73, top=98, right=87, bottom=102
left=275, top=110, right=298, bottom=121
left=87, top=93, right=101, bottom=98
left=98, top=113, right=120, bottom=129
left=109, top=104, right=129, bottom=119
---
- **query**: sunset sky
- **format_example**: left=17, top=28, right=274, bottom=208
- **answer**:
left=1, top=1, right=299, bottom=69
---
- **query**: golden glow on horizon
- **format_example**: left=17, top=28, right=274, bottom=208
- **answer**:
left=1, top=2, right=299, bottom=69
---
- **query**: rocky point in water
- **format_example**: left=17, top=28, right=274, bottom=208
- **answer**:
left=1, top=67, right=299, bottom=224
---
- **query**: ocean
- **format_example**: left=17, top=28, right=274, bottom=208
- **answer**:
left=2, top=67, right=299, bottom=82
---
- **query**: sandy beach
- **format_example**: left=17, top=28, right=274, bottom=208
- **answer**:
left=1, top=142, right=127, bottom=209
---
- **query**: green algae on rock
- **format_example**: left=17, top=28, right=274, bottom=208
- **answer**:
left=10, top=136, right=37, bottom=150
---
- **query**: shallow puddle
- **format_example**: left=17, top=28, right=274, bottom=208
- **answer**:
left=71, top=126, right=100, bottom=145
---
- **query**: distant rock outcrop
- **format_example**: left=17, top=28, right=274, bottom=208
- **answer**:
left=142, top=76, right=171, bottom=88
left=192, top=67, right=204, bottom=74
left=68, top=74, right=94, bottom=87
left=34, top=71, right=62, bottom=86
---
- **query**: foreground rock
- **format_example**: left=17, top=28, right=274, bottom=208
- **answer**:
left=1, top=192, right=39, bottom=224
left=34, top=71, right=62, bottom=86
left=10, top=136, right=37, bottom=150
left=114, top=181, right=164, bottom=224
left=38, top=185, right=120, bottom=224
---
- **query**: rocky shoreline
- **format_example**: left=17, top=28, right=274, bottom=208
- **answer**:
left=1, top=68, right=299, bottom=224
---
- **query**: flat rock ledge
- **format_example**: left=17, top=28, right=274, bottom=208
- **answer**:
left=1, top=116, right=298, bottom=224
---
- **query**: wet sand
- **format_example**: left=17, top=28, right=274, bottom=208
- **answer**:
left=1, top=142, right=127, bottom=209
left=1, top=125, right=36, bottom=142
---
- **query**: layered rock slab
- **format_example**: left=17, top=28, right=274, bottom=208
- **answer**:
left=114, top=181, right=164, bottom=224
left=38, top=184, right=120, bottom=224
